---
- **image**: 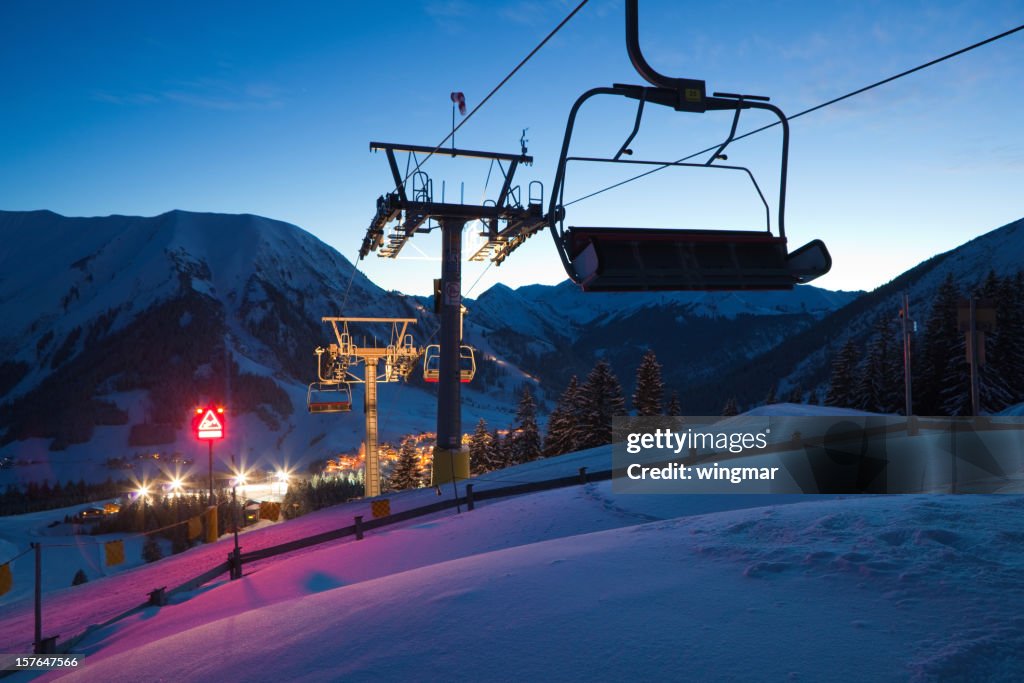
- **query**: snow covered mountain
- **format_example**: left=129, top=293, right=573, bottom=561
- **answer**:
left=0, top=210, right=528, bottom=484
left=466, top=280, right=859, bottom=403
left=0, top=209, right=861, bottom=486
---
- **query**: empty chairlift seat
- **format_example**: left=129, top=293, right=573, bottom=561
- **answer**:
left=423, top=344, right=476, bottom=383
left=307, top=382, right=352, bottom=413
left=566, top=227, right=831, bottom=292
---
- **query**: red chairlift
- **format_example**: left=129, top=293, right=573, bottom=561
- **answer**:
left=422, top=344, right=476, bottom=383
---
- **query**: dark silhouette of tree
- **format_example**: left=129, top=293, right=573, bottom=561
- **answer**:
left=509, top=386, right=541, bottom=465
left=544, top=376, right=581, bottom=457
left=576, top=359, right=626, bottom=450
left=469, top=418, right=494, bottom=476
left=632, top=349, right=664, bottom=416
left=855, top=315, right=902, bottom=413
left=721, top=398, right=739, bottom=416
left=825, top=339, right=860, bottom=408
left=388, top=438, right=422, bottom=491
left=665, top=391, right=682, bottom=416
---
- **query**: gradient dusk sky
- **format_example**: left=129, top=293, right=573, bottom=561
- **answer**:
left=2, top=1, right=1023, bottom=296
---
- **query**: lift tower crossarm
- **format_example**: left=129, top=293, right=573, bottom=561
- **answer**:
left=370, top=141, right=533, bottom=165
left=361, top=141, right=545, bottom=263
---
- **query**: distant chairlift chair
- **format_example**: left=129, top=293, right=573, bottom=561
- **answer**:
left=306, top=381, right=353, bottom=413
left=547, top=0, right=831, bottom=293
left=307, top=344, right=353, bottom=413
left=422, top=344, right=476, bottom=383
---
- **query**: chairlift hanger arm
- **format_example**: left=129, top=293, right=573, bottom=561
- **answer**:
left=625, top=0, right=707, bottom=110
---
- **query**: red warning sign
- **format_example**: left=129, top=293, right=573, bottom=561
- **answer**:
left=192, top=406, right=226, bottom=441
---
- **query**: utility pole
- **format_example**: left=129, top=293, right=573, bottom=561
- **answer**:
left=969, top=297, right=981, bottom=417
left=957, top=297, right=995, bottom=417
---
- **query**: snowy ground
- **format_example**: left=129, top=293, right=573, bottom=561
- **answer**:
left=0, top=436, right=1019, bottom=682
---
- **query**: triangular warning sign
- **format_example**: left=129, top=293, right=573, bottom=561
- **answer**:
left=196, top=409, right=224, bottom=439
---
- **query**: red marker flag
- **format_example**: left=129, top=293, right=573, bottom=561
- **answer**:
left=450, top=91, right=466, bottom=115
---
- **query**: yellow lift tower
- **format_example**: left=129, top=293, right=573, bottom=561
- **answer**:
left=311, top=317, right=419, bottom=498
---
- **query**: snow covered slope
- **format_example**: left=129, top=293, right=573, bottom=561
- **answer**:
left=0, top=434, right=1015, bottom=682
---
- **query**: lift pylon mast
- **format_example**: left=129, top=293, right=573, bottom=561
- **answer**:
left=318, top=317, right=419, bottom=498
left=360, top=142, right=544, bottom=486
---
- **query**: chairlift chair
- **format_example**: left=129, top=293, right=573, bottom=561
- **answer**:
left=422, top=344, right=476, bottom=383
left=547, top=1, right=831, bottom=292
left=306, top=381, right=353, bottom=413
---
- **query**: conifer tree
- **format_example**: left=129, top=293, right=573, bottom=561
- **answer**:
left=916, top=273, right=963, bottom=415
left=763, top=385, right=778, bottom=406
left=388, top=438, right=422, bottom=491
left=509, top=385, right=541, bottom=465
left=975, top=271, right=1018, bottom=412
left=632, top=349, right=664, bottom=416
left=721, top=397, right=739, bottom=416
left=576, top=359, right=626, bottom=450
left=855, top=315, right=903, bottom=413
left=469, top=418, right=493, bottom=476
left=665, top=391, right=682, bottom=416
left=72, top=568, right=88, bottom=586
left=785, top=385, right=804, bottom=404
left=825, top=339, right=860, bottom=408
left=544, top=376, right=581, bottom=456
left=488, top=428, right=511, bottom=471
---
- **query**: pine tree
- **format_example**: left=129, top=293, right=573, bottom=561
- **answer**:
left=855, top=315, right=903, bottom=413
left=785, top=385, right=804, bottom=404
left=995, top=271, right=1024, bottom=405
left=576, top=359, right=627, bottom=450
left=632, top=349, right=664, bottom=416
left=721, top=397, right=739, bottom=416
left=509, top=386, right=541, bottom=465
left=488, top=428, right=511, bottom=470
left=917, top=274, right=963, bottom=415
left=544, top=376, right=581, bottom=457
left=763, top=385, right=778, bottom=406
left=469, top=418, right=493, bottom=476
left=976, top=271, right=1018, bottom=412
left=72, top=568, right=88, bottom=586
left=388, top=438, right=422, bottom=491
left=825, top=339, right=860, bottom=408
left=665, top=391, right=682, bottom=416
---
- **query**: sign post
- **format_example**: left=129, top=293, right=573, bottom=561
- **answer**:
left=192, top=405, right=226, bottom=502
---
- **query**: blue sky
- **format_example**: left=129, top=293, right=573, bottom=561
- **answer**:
left=2, top=0, right=1023, bottom=296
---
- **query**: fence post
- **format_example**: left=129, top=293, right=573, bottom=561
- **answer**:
left=355, top=515, right=364, bottom=540
left=229, top=547, right=242, bottom=580
left=148, top=587, right=168, bottom=606
left=465, top=484, right=474, bottom=511
left=578, top=467, right=588, bottom=484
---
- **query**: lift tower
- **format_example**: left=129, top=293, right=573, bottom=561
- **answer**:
left=360, top=142, right=545, bottom=485
left=317, top=317, right=419, bottom=497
